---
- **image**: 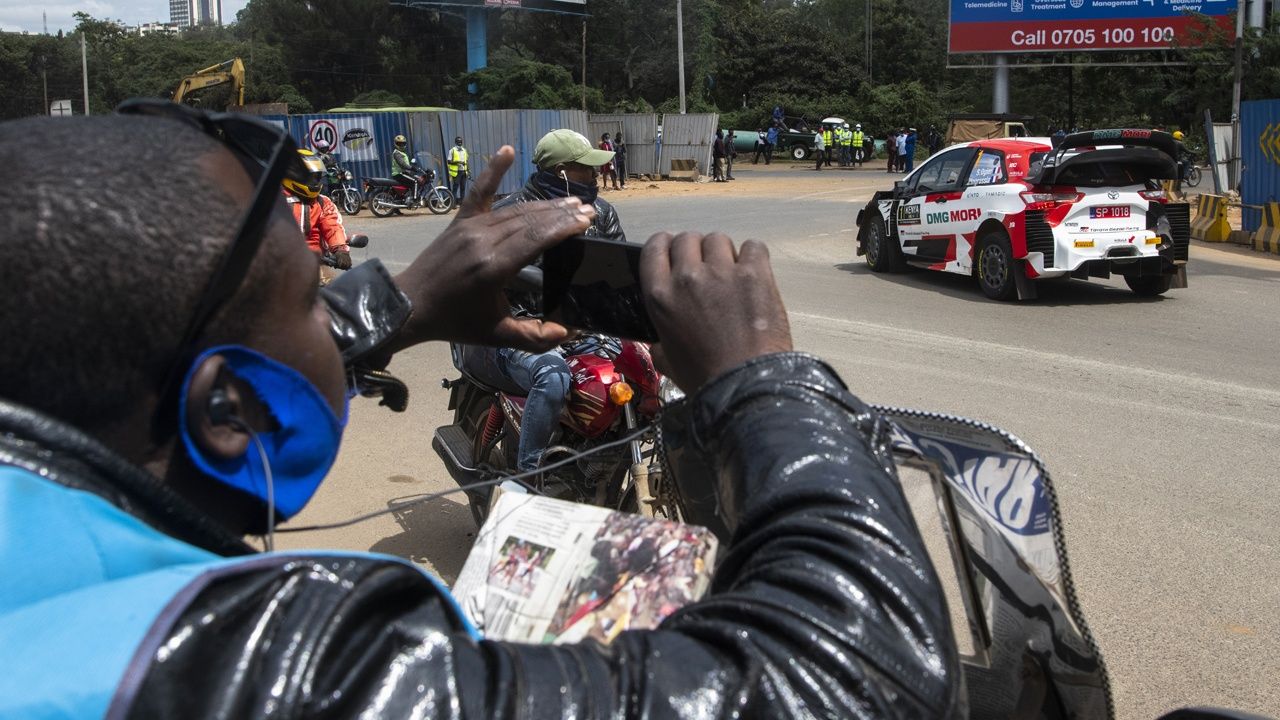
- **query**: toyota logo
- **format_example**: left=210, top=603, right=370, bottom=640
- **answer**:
left=1107, top=191, right=1119, bottom=200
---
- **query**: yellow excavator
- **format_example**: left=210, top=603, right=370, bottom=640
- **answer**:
left=173, top=58, right=245, bottom=107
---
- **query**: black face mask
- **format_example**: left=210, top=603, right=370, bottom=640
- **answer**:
left=533, top=169, right=598, bottom=205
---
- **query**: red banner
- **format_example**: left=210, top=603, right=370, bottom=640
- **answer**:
left=949, top=14, right=1233, bottom=54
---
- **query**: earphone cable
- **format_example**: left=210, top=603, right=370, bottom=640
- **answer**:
left=277, top=423, right=652, bottom=534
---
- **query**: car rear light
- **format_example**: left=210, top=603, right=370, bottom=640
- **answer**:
left=1019, top=190, right=1084, bottom=211
left=1139, top=189, right=1168, bottom=203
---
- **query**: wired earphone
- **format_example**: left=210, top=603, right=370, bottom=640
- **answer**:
left=208, top=387, right=277, bottom=551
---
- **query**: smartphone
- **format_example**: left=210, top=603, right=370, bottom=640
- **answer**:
left=541, top=235, right=658, bottom=342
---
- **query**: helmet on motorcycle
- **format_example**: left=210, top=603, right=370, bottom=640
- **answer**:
left=1172, top=130, right=1185, bottom=140
left=394, top=134, right=407, bottom=147
left=282, top=148, right=327, bottom=199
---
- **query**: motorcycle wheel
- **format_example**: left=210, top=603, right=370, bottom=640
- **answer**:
left=338, top=188, right=363, bottom=215
left=1185, top=166, right=1202, bottom=188
left=369, top=190, right=396, bottom=218
left=427, top=187, right=455, bottom=215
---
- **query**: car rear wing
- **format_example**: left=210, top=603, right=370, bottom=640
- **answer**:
left=1055, top=129, right=1179, bottom=159
left=1030, top=129, right=1179, bottom=185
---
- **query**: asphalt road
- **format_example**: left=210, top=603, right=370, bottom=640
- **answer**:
left=279, top=163, right=1280, bottom=719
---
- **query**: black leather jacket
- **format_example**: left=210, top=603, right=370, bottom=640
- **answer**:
left=494, top=174, right=626, bottom=243
left=1, top=263, right=960, bottom=718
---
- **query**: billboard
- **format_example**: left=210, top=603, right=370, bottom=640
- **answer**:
left=949, top=0, right=1238, bottom=54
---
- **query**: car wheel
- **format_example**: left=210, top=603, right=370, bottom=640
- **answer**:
left=864, top=214, right=903, bottom=273
left=1124, top=273, right=1173, bottom=297
left=791, top=145, right=809, bottom=161
left=976, top=231, right=1018, bottom=300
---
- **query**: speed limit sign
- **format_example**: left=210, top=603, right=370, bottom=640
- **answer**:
left=308, top=120, right=338, bottom=151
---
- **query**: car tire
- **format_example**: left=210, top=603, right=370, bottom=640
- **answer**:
left=976, top=231, right=1018, bottom=300
left=864, top=214, right=903, bottom=273
left=791, top=145, right=809, bottom=161
left=1124, top=273, right=1173, bottom=297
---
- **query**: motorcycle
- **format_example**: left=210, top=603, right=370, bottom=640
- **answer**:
left=433, top=334, right=683, bottom=528
left=320, top=153, right=364, bottom=216
left=365, top=159, right=455, bottom=217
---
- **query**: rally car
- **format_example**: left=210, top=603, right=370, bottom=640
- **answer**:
left=855, top=129, right=1191, bottom=300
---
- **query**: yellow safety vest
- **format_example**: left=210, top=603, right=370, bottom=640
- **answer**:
left=823, top=130, right=833, bottom=147
left=447, top=146, right=468, bottom=178
left=852, top=131, right=864, bottom=146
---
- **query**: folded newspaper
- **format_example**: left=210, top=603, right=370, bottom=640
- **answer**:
left=451, top=489, right=718, bottom=644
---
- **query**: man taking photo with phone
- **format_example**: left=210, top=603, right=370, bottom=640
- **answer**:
left=1, top=108, right=959, bottom=719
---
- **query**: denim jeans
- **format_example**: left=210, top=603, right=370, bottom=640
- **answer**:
left=496, top=348, right=571, bottom=471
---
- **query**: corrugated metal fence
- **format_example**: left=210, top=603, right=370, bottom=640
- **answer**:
left=658, top=113, right=720, bottom=176
left=588, top=113, right=661, bottom=176
left=1240, top=99, right=1280, bottom=232
left=264, top=109, right=713, bottom=190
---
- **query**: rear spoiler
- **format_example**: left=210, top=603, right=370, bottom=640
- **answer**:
left=1056, top=128, right=1178, bottom=159
left=1030, top=128, right=1179, bottom=185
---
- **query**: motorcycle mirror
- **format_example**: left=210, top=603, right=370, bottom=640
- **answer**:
left=349, top=234, right=369, bottom=249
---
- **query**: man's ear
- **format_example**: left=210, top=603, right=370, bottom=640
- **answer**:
left=184, top=354, right=252, bottom=461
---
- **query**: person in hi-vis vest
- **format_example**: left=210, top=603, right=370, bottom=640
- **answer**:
left=447, top=136, right=469, bottom=202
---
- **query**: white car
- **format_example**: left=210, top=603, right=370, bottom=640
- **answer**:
left=855, top=129, right=1190, bottom=300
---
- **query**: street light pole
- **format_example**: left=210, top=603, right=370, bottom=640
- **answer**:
left=1229, top=3, right=1245, bottom=189
left=676, top=0, right=686, bottom=114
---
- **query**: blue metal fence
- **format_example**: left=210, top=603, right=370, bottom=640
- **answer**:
left=264, top=109, right=605, bottom=197
left=1240, top=99, right=1280, bottom=232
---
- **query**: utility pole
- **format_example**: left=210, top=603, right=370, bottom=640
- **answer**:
left=581, top=20, right=587, bottom=112
left=81, top=33, right=90, bottom=116
left=1229, top=4, right=1245, bottom=189
left=42, top=56, right=48, bottom=116
left=992, top=55, right=1009, bottom=113
left=676, top=0, right=686, bottom=114
left=865, top=0, right=872, bottom=81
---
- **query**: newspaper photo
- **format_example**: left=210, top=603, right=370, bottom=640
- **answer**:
left=451, top=490, right=718, bottom=644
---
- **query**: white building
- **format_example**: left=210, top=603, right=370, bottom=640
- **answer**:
left=169, top=0, right=222, bottom=28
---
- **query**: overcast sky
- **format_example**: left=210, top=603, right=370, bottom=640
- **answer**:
left=0, top=0, right=250, bottom=33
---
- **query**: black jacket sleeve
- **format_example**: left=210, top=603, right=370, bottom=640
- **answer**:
left=118, top=353, right=959, bottom=719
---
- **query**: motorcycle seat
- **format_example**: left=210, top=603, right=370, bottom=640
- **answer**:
left=364, top=177, right=398, bottom=186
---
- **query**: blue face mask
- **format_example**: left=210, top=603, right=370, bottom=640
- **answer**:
left=179, top=345, right=349, bottom=519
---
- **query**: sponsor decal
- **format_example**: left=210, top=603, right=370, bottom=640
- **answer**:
left=897, top=203, right=922, bottom=226
left=928, top=207, right=982, bottom=224
left=1092, top=128, right=1153, bottom=141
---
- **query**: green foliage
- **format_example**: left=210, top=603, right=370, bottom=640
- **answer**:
left=456, top=48, right=606, bottom=110
left=349, top=89, right=405, bottom=107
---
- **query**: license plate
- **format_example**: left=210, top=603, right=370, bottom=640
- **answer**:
left=1090, top=205, right=1130, bottom=219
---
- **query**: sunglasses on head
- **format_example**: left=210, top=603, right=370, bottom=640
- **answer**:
left=115, top=99, right=309, bottom=425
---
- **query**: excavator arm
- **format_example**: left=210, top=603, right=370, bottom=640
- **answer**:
left=173, top=58, right=245, bottom=107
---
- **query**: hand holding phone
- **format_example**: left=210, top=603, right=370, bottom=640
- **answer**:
left=639, top=232, right=793, bottom=392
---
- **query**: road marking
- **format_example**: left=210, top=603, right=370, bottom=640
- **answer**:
left=789, top=310, right=1280, bottom=430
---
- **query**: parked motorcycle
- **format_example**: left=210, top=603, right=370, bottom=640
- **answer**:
left=320, top=153, right=364, bottom=215
left=365, top=159, right=455, bottom=217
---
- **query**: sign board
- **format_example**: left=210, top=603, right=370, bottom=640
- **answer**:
left=949, top=0, right=1238, bottom=54
left=308, top=117, right=381, bottom=162
left=50, top=100, right=73, bottom=117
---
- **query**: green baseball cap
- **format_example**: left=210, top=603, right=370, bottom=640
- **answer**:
left=533, top=129, right=615, bottom=168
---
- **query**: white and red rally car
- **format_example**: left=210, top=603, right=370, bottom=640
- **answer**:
left=855, top=129, right=1191, bottom=300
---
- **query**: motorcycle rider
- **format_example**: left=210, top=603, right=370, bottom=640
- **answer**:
left=447, top=135, right=469, bottom=203
left=458, top=128, right=624, bottom=473
left=283, top=148, right=351, bottom=270
left=2, top=107, right=959, bottom=718
left=391, top=133, right=415, bottom=189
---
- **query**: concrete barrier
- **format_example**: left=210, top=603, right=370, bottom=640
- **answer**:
left=1254, top=202, right=1280, bottom=256
left=1191, top=194, right=1231, bottom=242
